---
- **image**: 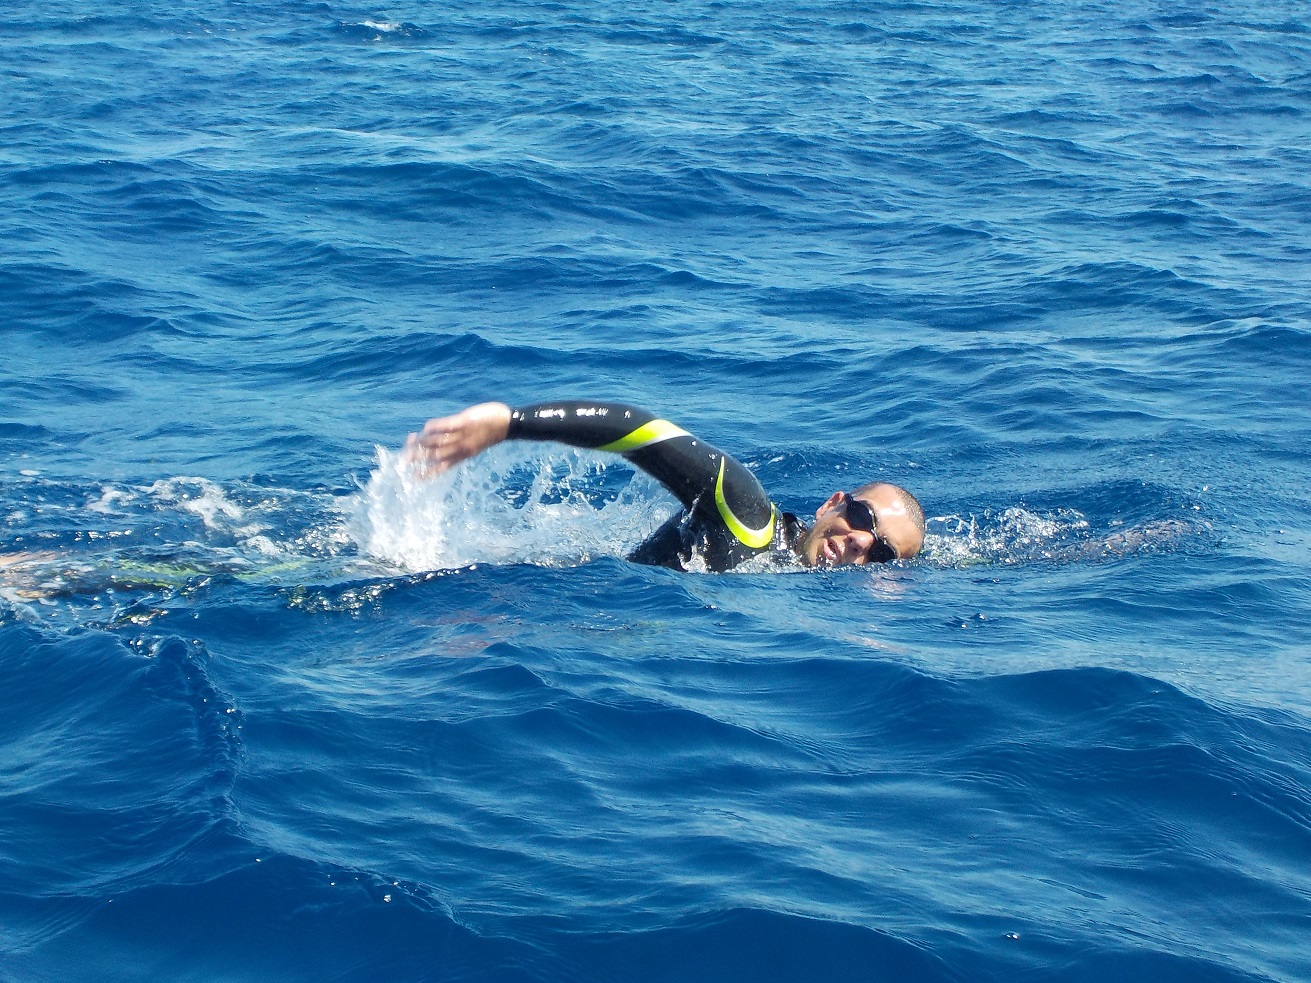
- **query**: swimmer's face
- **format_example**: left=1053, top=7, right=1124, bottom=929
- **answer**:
left=800, top=484, right=923, bottom=567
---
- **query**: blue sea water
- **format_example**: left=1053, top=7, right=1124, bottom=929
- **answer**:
left=3, top=0, right=1310, bottom=979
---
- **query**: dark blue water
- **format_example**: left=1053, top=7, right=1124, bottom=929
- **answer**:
left=3, top=2, right=1310, bottom=980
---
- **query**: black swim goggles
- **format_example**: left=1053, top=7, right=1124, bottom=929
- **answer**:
left=842, top=493, right=898, bottom=564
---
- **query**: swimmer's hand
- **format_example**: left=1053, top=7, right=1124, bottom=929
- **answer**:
left=405, top=401, right=512, bottom=475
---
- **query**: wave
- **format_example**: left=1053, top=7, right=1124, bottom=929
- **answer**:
left=8, top=628, right=1300, bottom=982
left=0, top=627, right=241, bottom=918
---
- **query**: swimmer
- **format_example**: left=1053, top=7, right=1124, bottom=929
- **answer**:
left=406, top=400, right=924, bottom=573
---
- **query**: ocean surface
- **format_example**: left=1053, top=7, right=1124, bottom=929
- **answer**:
left=3, top=1, right=1310, bottom=980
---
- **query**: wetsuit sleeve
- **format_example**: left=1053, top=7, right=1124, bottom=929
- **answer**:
left=507, top=401, right=776, bottom=550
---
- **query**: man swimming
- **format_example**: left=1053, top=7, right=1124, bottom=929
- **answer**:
left=406, top=400, right=924, bottom=573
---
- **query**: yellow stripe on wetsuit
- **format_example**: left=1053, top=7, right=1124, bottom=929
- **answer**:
left=714, top=458, right=775, bottom=549
left=599, top=418, right=775, bottom=550
left=597, top=419, right=690, bottom=453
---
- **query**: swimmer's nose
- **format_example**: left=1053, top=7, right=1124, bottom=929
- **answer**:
left=845, top=531, right=872, bottom=562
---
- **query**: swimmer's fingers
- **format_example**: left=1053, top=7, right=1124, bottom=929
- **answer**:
left=406, top=402, right=512, bottom=475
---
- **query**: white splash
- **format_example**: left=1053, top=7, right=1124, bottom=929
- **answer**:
left=86, top=486, right=135, bottom=514
left=922, top=507, right=1090, bottom=567
left=921, top=507, right=1194, bottom=568
left=350, top=444, right=674, bottom=573
left=143, top=477, right=355, bottom=567
left=148, top=477, right=249, bottom=530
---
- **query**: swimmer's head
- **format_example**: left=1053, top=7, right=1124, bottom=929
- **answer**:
left=798, top=482, right=925, bottom=568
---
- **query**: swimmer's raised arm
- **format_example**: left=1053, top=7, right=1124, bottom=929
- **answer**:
left=406, top=400, right=770, bottom=521
left=407, top=400, right=675, bottom=476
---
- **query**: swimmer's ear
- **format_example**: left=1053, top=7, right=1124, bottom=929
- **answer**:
left=815, top=491, right=845, bottom=519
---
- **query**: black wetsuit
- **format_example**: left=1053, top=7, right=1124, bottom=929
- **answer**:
left=507, top=401, right=806, bottom=572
